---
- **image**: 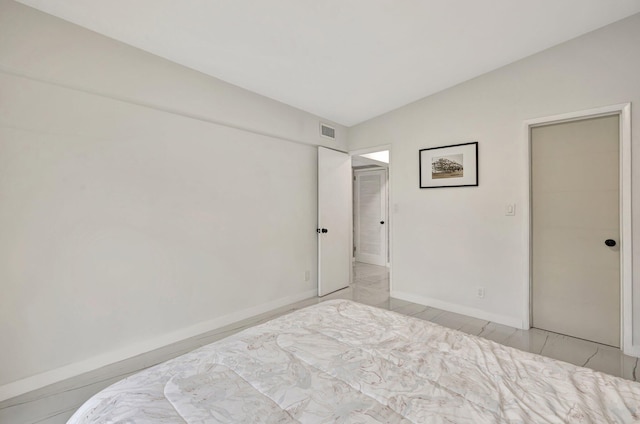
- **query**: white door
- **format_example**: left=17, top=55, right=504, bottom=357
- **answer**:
left=531, top=115, right=620, bottom=347
left=318, top=147, right=352, bottom=296
left=354, top=169, right=387, bottom=266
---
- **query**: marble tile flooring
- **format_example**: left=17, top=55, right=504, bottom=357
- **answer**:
left=2, top=262, right=638, bottom=423
left=339, top=262, right=639, bottom=381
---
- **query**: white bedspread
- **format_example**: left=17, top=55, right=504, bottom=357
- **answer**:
left=68, top=300, right=640, bottom=423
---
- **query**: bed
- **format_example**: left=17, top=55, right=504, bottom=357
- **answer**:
left=68, top=299, right=640, bottom=423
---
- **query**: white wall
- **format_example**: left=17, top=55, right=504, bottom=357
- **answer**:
left=349, top=13, right=640, bottom=334
left=0, top=0, right=346, bottom=397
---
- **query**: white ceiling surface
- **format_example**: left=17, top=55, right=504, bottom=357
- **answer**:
left=17, top=1, right=640, bottom=126
left=361, top=151, right=389, bottom=164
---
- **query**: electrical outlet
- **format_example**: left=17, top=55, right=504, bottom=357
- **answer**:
left=505, top=203, right=516, bottom=216
left=304, top=270, right=311, bottom=282
left=477, top=287, right=485, bottom=298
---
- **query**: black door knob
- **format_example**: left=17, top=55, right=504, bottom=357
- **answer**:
left=380, top=221, right=385, bottom=224
left=605, top=239, right=616, bottom=247
left=321, top=228, right=328, bottom=234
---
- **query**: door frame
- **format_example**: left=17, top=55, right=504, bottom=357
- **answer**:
left=353, top=167, right=388, bottom=267
left=521, top=103, right=634, bottom=355
left=350, top=145, right=393, bottom=289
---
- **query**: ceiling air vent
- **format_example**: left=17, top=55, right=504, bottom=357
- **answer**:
left=320, top=123, right=336, bottom=140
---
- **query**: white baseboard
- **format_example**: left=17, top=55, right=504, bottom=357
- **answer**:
left=0, top=289, right=317, bottom=402
left=391, top=290, right=523, bottom=329
left=623, top=343, right=640, bottom=358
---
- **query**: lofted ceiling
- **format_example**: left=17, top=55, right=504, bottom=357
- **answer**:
left=16, top=0, right=640, bottom=126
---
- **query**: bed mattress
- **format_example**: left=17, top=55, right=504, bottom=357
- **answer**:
left=68, top=299, right=640, bottom=423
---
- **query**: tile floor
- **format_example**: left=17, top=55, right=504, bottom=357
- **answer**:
left=2, top=262, right=638, bottom=423
left=334, top=262, right=639, bottom=381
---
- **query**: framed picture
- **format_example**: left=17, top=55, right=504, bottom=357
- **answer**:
left=419, top=142, right=478, bottom=188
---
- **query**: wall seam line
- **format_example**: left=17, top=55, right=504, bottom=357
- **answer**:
left=0, top=65, right=346, bottom=151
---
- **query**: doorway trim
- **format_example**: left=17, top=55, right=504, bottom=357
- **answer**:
left=350, top=145, right=393, bottom=290
left=521, top=103, right=634, bottom=355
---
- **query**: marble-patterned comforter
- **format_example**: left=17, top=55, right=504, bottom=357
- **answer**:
left=68, top=300, right=640, bottom=423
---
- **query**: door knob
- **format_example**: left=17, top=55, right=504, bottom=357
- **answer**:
left=605, top=239, right=616, bottom=247
left=321, top=228, right=328, bottom=234
left=380, top=221, right=385, bottom=224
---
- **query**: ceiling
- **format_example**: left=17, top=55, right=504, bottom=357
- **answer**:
left=16, top=0, right=640, bottom=126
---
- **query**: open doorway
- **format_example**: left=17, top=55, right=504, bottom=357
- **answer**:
left=351, top=147, right=391, bottom=297
left=352, top=152, right=388, bottom=267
